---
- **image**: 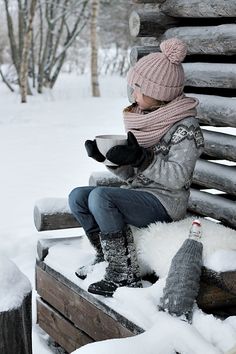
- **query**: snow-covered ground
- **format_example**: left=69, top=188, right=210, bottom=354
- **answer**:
left=0, top=74, right=126, bottom=353
left=0, top=73, right=236, bottom=354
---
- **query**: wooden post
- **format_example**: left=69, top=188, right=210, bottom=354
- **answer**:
left=0, top=256, right=32, bottom=354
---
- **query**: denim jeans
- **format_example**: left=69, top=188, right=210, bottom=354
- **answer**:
left=69, top=186, right=172, bottom=234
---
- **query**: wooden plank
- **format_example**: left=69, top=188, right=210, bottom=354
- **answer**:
left=37, top=298, right=94, bottom=353
left=193, top=159, right=236, bottom=195
left=160, top=0, right=236, bottom=18
left=188, top=189, right=236, bottom=228
left=184, top=63, right=236, bottom=89
left=36, top=261, right=144, bottom=341
left=161, top=24, right=236, bottom=55
left=202, top=130, right=236, bottom=162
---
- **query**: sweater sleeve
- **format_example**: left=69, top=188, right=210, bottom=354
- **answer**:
left=139, top=124, right=204, bottom=190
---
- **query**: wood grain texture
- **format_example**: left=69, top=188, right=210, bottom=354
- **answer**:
left=188, top=189, right=236, bottom=228
left=34, top=204, right=80, bottom=231
left=0, top=292, right=32, bottom=354
left=161, top=24, right=236, bottom=55
left=37, top=298, right=94, bottom=353
left=36, top=262, right=144, bottom=341
left=160, top=0, right=236, bottom=18
left=193, top=159, right=236, bottom=195
left=183, top=63, right=236, bottom=89
left=202, top=130, right=236, bottom=162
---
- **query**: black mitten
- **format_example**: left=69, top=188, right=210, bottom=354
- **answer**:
left=106, top=131, right=153, bottom=168
left=85, top=140, right=105, bottom=162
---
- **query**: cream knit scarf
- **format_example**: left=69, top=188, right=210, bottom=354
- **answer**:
left=123, top=94, right=199, bottom=148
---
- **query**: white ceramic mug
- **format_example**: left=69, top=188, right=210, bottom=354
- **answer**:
left=95, top=134, right=127, bottom=166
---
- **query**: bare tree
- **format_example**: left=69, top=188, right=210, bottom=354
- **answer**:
left=90, top=0, right=100, bottom=97
left=37, top=0, right=89, bottom=92
left=20, top=0, right=37, bottom=102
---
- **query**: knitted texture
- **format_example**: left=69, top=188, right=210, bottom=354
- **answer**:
left=159, top=238, right=203, bottom=322
left=75, top=231, right=104, bottom=279
left=123, top=94, right=198, bottom=148
left=100, top=227, right=142, bottom=286
left=127, top=38, right=187, bottom=101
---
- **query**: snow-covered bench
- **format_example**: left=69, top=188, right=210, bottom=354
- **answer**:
left=34, top=166, right=236, bottom=353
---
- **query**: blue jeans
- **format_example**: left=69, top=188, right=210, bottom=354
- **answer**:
left=69, top=186, right=172, bottom=234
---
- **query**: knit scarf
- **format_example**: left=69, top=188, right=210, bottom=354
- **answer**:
left=123, top=94, right=199, bottom=148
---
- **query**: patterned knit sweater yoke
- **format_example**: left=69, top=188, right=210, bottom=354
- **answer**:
left=107, top=116, right=204, bottom=221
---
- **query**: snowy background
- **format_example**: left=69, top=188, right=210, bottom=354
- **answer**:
left=0, top=73, right=126, bottom=353
left=1, top=74, right=236, bottom=354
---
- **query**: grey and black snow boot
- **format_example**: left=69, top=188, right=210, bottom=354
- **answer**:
left=75, top=231, right=104, bottom=280
left=88, top=226, right=142, bottom=297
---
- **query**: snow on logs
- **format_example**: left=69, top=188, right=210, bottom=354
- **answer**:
left=132, top=0, right=236, bottom=18
left=0, top=256, right=32, bottom=354
left=159, top=0, right=236, bottom=18
left=34, top=198, right=80, bottom=231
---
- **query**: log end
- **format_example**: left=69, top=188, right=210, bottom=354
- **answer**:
left=129, top=11, right=141, bottom=37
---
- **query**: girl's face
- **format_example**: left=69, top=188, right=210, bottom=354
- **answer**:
left=133, top=87, right=159, bottom=110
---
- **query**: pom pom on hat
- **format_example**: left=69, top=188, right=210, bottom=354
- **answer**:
left=160, top=38, right=187, bottom=64
left=127, top=37, right=187, bottom=101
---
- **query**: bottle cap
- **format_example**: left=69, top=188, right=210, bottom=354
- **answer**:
left=192, top=220, right=201, bottom=226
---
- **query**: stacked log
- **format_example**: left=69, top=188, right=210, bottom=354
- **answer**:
left=129, top=0, right=236, bottom=228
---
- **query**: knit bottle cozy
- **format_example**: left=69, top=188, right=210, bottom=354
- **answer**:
left=127, top=37, right=187, bottom=102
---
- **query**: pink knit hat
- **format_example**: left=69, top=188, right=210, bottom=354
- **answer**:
left=127, top=38, right=187, bottom=102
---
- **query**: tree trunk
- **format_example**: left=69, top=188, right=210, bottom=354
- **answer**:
left=20, top=0, right=37, bottom=102
left=90, top=0, right=100, bottom=97
left=4, top=0, right=20, bottom=78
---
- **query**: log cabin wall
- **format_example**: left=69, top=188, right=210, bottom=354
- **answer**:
left=129, top=0, right=236, bottom=228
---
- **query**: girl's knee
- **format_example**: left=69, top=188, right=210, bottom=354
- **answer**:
left=88, top=187, right=111, bottom=212
left=68, top=187, right=89, bottom=210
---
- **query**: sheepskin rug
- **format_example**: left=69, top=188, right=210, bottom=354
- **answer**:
left=132, top=217, right=236, bottom=277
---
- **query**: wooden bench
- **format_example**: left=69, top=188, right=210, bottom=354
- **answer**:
left=34, top=1, right=236, bottom=352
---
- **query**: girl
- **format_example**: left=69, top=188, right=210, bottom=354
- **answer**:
left=69, top=38, right=204, bottom=297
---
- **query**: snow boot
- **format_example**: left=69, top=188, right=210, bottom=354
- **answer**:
left=88, top=226, right=142, bottom=297
left=75, top=231, right=104, bottom=280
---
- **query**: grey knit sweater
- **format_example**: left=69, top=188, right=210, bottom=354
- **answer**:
left=107, top=117, right=204, bottom=221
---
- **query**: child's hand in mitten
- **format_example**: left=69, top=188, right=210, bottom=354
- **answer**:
left=106, top=131, right=153, bottom=168
left=85, top=140, right=105, bottom=162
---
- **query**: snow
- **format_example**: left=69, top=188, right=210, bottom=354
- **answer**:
left=1, top=73, right=236, bottom=354
left=44, top=216, right=236, bottom=353
left=205, top=250, right=236, bottom=272
left=0, top=254, right=31, bottom=311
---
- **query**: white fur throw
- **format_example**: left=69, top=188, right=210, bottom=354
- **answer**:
left=132, top=217, right=236, bottom=277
